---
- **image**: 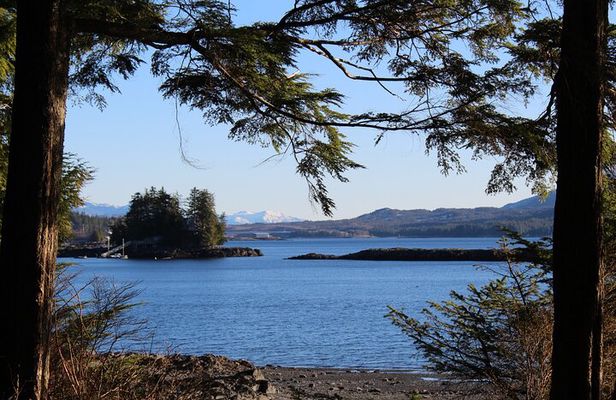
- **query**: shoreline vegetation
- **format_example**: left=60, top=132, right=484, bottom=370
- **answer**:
left=288, top=247, right=540, bottom=262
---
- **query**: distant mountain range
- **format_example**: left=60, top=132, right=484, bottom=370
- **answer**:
left=74, top=193, right=556, bottom=238
left=74, top=202, right=129, bottom=217
left=227, top=193, right=556, bottom=238
left=73, top=202, right=304, bottom=225
left=225, top=210, right=304, bottom=225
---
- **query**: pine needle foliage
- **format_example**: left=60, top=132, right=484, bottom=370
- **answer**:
left=4, top=1, right=616, bottom=215
left=0, top=3, right=14, bottom=88
left=9, top=1, right=616, bottom=215
left=58, top=156, right=95, bottom=243
left=2, top=0, right=585, bottom=215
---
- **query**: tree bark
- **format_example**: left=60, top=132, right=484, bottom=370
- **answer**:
left=551, top=0, right=608, bottom=399
left=0, top=1, right=69, bottom=399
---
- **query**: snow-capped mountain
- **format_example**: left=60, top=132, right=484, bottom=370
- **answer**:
left=225, top=210, right=304, bottom=225
left=73, top=202, right=303, bottom=224
left=74, top=202, right=129, bottom=217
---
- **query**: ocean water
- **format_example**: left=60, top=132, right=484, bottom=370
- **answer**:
left=59, top=237, right=510, bottom=370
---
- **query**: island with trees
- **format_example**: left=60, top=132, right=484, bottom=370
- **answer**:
left=59, top=187, right=261, bottom=259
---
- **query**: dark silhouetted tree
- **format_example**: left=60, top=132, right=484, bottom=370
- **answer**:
left=0, top=2, right=70, bottom=399
left=550, top=0, right=608, bottom=398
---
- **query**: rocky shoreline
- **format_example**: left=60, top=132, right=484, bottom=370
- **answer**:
left=127, top=246, right=263, bottom=259
left=58, top=245, right=262, bottom=259
left=288, top=247, right=539, bottom=262
left=263, top=366, right=488, bottom=399
left=104, top=353, right=487, bottom=399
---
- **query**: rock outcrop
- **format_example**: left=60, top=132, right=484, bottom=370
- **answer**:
left=288, top=247, right=539, bottom=262
left=57, top=245, right=107, bottom=258
left=126, top=246, right=263, bottom=259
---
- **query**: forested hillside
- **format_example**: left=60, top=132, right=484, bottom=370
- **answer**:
left=227, top=194, right=555, bottom=238
left=70, top=213, right=114, bottom=243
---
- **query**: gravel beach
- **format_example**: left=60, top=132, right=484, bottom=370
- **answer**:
left=262, top=366, right=487, bottom=399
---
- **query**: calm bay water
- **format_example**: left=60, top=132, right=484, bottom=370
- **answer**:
left=60, top=237, right=508, bottom=370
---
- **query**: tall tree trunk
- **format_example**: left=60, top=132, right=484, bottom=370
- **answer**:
left=0, top=2, right=69, bottom=399
left=551, top=0, right=608, bottom=399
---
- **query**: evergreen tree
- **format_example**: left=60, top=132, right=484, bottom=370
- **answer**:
left=389, top=234, right=554, bottom=400
left=111, top=187, right=225, bottom=248
left=550, top=1, right=607, bottom=398
left=116, top=187, right=184, bottom=245
left=0, top=4, right=93, bottom=243
left=0, top=2, right=70, bottom=399
left=56, top=156, right=95, bottom=243
left=185, top=188, right=226, bottom=248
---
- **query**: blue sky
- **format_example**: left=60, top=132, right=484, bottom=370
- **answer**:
left=63, top=1, right=539, bottom=220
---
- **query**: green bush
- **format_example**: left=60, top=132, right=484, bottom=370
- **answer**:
left=387, top=234, right=553, bottom=400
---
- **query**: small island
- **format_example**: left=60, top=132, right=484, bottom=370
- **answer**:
left=60, top=187, right=262, bottom=260
left=288, top=247, right=539, bottom=262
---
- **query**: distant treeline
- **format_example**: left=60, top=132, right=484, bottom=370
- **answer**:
left=70, top=212, right=114, bottom=243
left=364, top=221, right=552, bottom=238
left=277, top=224, right=551, bottom=238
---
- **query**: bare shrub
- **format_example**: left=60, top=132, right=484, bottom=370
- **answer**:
left=49, top=266, right=157, bottom=399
